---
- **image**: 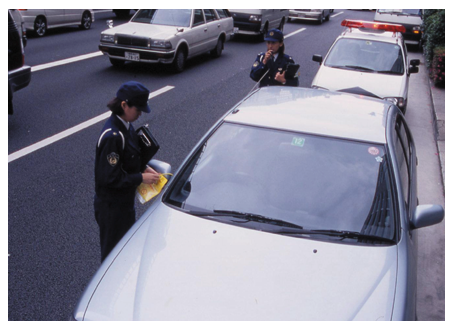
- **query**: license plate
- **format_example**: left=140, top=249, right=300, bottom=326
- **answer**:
left=125, top=51, right=139, bottom=61
left=233, top=27, right=239, bottom=34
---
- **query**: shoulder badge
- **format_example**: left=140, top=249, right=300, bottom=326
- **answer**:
left=107, top=152, right=120, bottom=166
left=253, top=61, right=259, bottom=67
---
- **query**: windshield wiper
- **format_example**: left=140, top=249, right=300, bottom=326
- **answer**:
left=344, top=65, right=375, bottom=72
left=307, top=229, right=395, bottom=243
left=188, top=209, right=303, bottom=229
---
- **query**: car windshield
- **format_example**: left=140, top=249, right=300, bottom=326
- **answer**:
left=325, top=38, right=404, bottom=75
left=132, top=9, right=191, bottom=27
left=165, top=123, right=395, bottom=242
left=378, top=9, right=422, bottom=16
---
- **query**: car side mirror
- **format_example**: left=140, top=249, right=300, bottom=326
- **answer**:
left=411, top=204, right=444, bottom=229
left=312, top=54, right=323, bottom=65
left=410, top=59, right=420, bottom=66
left=147, top=159, right=172, bottom=175
left=409, top=66, right=419, bottom=74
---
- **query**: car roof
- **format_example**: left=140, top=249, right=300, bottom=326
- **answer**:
left=224, top=87, right=390, bottom=144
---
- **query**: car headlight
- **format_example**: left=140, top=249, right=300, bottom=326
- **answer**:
left=249, top=15, right=262, bottom=22
left=384, top=97, right=405, bottom=108
left=150, top=40, right=172, bottom=49
left=101, top=34, right=115, bottom=43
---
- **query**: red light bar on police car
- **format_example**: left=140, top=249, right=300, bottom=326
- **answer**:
left=341, top=19, right=406, bottom=33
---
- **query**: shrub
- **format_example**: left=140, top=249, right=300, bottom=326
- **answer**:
left=430, top=47, right=445, bottom=87
left=423, top=10, right=445, bottom=87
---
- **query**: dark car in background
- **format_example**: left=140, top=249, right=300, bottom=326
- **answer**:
left=8, top=9, right=31, bottom=115
left=374, top=9, right=423, bottom=48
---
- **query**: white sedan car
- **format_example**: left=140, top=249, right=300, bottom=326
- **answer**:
left=312, top=19, right=420, bottom=113
left=73, top=87, right=444, bottom=320
left=99, top=9, right=234, bottom=72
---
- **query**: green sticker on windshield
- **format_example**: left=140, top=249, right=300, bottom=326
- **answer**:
left=291, top=137, right=305, bottom=147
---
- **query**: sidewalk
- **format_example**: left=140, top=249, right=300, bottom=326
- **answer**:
left=409, top=51, right=445, bottom=321
left=429, top=75, right=445, bottom=193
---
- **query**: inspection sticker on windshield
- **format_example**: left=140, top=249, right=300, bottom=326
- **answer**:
left=291, top=137, right=305, bottom=147
left=368, top=147, right=380, bottom=156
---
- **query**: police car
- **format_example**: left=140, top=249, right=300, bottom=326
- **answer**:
left=312, top=19, right=421, bottom=113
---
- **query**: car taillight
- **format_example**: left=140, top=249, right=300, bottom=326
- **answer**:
left=341, top=19, right=406, bottom=33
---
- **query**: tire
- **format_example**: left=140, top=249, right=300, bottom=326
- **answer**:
left=210, top=38, right=224, bottom=58
left=319, top=12, right=325, bottom=24
left=278, top=18, right=285, bottom=32
left=109, top=57, right=125, bottom=67
left=113, top=10, right=131, bottom=18
left=79, top=11, right=92, bottom=30
left=325, top=14, right=330, bottom=22
left=172, top=48, right=186, bottom=73
left=34, top=16, right=47, bottom=37
left=260, top=24, right=268, bottom=41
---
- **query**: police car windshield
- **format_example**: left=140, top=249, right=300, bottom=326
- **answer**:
left=132, top=9, right=191, bottom=27
left=165, top=123, right=395, bottom=241
left=325, top=39, right=404, bottom=75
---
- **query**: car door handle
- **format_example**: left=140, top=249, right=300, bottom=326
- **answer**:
left=217, top=24, right=221, bottom=28
left=204, top=28, right=207, bottom=32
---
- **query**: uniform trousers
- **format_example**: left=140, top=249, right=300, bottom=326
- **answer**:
left=94, top=195, right=136, bottom=262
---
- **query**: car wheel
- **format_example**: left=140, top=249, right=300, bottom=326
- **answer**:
left=325, top=14, right=330, bottom=21
left=172, top=48, right=186, bottom=73
left=109, top=58, right=125, bottom=67
left=279, top=18, right=285, bottom=32
left=34, top=16, right=47, bottom=37
left=260, top=24, right=268, bottom=41
left=210, top=38, right=224, bottom=58
left=319, top=13, right=325, bottom=24
left=80, top=11, right=92, bottom=30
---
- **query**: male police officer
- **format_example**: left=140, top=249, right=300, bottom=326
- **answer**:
left=250, top=29, right=299, bottom=87
left=94, top=81, right=159, bottom=262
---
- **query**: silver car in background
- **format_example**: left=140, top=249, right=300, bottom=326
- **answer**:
left=19, top=9, right=94, bottom=37
left=99, top=9, right=234, bottom=72
left=288, top=9, right=332, bottom=24
left=73, top=87, right=444, bottom=320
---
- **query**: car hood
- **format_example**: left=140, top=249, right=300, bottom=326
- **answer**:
left=83, top=205, right=398, bottom=320
left=104, top=22, right=181, bottom=40
left=312, top=66, right=406, bottom=99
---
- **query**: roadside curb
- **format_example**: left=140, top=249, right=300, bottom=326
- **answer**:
left=427, top=68, right=445, bottom=194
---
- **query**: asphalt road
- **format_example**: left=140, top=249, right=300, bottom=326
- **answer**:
left=8, top=10, right=443, bottom=321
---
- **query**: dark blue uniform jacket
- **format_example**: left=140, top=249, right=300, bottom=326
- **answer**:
left=95, top=114, right=143, bottom=203
left=250, top=52, right=299, bottom=87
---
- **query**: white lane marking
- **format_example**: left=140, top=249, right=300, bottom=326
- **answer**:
left=31, top=52, right=104, bottom=72
left=331, top=12, right=344, bottom=18
left=8, top=86, right=175, bottom=163
left=284, top=27, right=307, bottom=39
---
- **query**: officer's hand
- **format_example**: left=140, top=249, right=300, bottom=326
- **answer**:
left=263, top=50, right=273, bottom=65
left=275, top=71, right=286, bottom=84
left=142, top=171, right=160, bottom=184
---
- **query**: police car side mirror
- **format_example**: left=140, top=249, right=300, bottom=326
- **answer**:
left=312, top=55, right=323, bottom=65
left=409, top=66, right=419, bottom=74
left=410, top=59, right=420, bottom=66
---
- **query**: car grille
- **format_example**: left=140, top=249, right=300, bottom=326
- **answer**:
left=231, top=12, right=252, bottom=23
left=116, top=34, right=149, bottom=48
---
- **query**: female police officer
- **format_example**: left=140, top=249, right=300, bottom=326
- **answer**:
left=250, top=29, right=299, bottom=87
left=94, top=81, right=160, bottom=262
